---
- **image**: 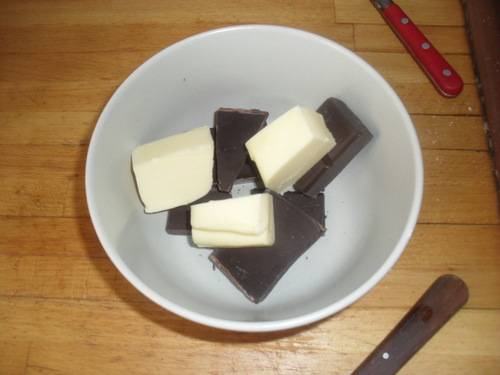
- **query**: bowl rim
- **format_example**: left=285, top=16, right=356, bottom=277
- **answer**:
left=86, top=24, right=424, bottom=332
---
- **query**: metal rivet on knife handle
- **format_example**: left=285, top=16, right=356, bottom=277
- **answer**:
left=350, top=275, right=469, bottom=375
left=370, top=0, right=464, bottom=97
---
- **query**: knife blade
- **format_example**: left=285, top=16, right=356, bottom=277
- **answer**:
left=370, top=0, right=463, bottom=98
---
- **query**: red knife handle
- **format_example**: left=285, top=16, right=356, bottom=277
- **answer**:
left=382, top=4, right=463, bottom=98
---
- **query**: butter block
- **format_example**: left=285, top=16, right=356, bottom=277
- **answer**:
left=191, top=193, right=275, bottom=248
left=245, top=106, right=336, bottom=193
left=132, top=126, right=214, bottom=213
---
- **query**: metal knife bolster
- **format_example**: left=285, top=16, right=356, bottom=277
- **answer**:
left=371, top=0, right=393, bottom=11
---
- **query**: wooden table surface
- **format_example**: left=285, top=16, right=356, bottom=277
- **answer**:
left=1, top=1, right=499, bottom=374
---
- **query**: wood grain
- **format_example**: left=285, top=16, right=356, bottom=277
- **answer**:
left=0, top=216, right=103, bottom=257
left=361, top=224, right=500, bottom=309
left=1, top=297, right=499, bottom=374
left=0, top=341, right=29, bottom=375
left=0, top=112, right=97, bottom=145
left=0, top=0, right=336, bottom=27
left=0, top=23, right=355, bottom=54
left=335, top=0, right=466, bottom=26
left=420, top=150, right=499, bottom=224
left=392, top=83, right=481, bottom=115
left=0, top=0, right=498, bottom=374
left=411, top=115, right=488, bottom=150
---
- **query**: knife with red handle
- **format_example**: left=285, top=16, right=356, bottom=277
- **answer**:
left=370, top=0, right=463, bottom=98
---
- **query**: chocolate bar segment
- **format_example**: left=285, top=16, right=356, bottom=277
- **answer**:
left=213, top=127, right=261, bottom=184
left=235, top=156, right=260, bottom=182
left=215, top=108, right=268, bottom=192
left=294, top=97, right=373, bottom=197
left=166, top=186, right=231, bottom=235
left=282, top=192, right=325, bottom=228
left=209, top=190, right=326, bottom=304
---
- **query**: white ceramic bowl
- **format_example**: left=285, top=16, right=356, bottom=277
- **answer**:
left=86, top=25, right=423, bottom=332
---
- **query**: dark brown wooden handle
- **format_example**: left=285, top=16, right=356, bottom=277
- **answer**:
left=351, top=274, right=469, bottom=375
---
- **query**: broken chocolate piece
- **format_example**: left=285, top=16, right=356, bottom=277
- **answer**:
left=210, top=127, right=217, bottom=185
left=282, top=192, right=325, bottom=227
left=235, top=156, right=260, bottom=182
left=209, top=190, right=326, bottom=304
left=294, top=97, right=373, bottom=197
left=166, top=186, right=231, bottom=235
left=215, top=108, right=268, bottom=192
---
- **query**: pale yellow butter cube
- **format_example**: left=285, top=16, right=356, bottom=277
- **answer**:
left=245, top=106, right=336, bottom=193
left=132, top=126, right=214, bottom=213
left=191, top=193, right=275, bottom=248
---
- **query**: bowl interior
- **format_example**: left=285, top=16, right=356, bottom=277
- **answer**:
left=86, top=25, right=423, bottom=331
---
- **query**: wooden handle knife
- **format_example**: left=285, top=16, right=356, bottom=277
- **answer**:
left=351, top=275, right=469, bottom=375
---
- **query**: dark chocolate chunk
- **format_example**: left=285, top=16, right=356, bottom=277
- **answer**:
left=215, top=108, right=268, bottom=192
left=166, top=187, right=231, bottom=235
left=209, top=127, right=217, bottom=185
left=294, top=97, right=373, bottom=197
left=282, top=192, right=325, bottom=227
left=211, top=128, right=261, bottom=185
left=235, top=156, right=261, bottom=182
left=209, top=190, right=326, bottom=304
